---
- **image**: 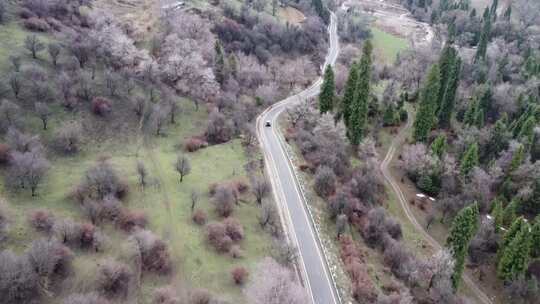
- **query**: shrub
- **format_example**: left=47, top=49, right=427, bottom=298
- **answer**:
left=46, top=18, right=63, bottom=31
left=362, top=207, right=388, bottom=248
left=213, top=184, right=235, bottom=217
left=223, top=217, right=244, bottom=242
left=101, top=195, right=123, bottom=220
left=132, top=230, right=172, bottom=274
left=19, top=8, right=37, bottom=19
left=23, top=17, right=50, bottom=31
left=0, top=199, right=9, bottom=241
left=0, top=143, right=10, bottom=164
left=339, top=235, right=363, bottom=265
left=79, top=223, right=104, bottom=251
left=153, top=286, right=180, bottom=304
left=205, top=110, right=234, bottom=144
left=314, top=165, right=336, bottom=198
left=91, top=97, right=112, bottom=116
left=62, top=292, right=110, bottom=304
left=118, top=209, right=147, bottom=232
left=385, top=217, right=402, bottom=240
left=97, top=259, right=132, bottom=299
left=192, top=209, right=207, bottom=225
left=29, top=209, right=55, bottom=233
left=75, top=160, right=127, bottom=202
left=231, top=267, right=248, bottom=285
left=184, top=137, right=208, bottom=152
left=338, top=235, right=377, bottom=302
left=53, top=218, right=80, bottom=245
left=229, top=244, right=243, bottom=259
left=206, top=222, right=233, bottom=253
left=190, top=289, right=212, bottom=304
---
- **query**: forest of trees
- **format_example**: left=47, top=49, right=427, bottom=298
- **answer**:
left=0, top=0, right=332, bottom=303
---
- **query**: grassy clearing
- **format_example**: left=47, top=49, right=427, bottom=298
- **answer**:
left=1, top=99, right=273, bottom=302
left=370, top=27, right=408, bottom=63
left=0, top=20, right=51, bottom=72
left=279, top=6, right=306, bottom=25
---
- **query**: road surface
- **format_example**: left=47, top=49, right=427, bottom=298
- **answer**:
left=380, top=110, right=494, bottom=304
left=255, top=11, right=340, bottom=304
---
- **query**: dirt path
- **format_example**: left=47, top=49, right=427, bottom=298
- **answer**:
left=380, top=111, right=494, bottom=304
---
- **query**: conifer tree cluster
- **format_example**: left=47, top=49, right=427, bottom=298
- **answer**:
left=497, top=217, right=533, bottom=282
left=413, top=44, right=462, bottom=141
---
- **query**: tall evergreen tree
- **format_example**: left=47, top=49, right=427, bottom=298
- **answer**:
left=430, top=134, right=447, bottom=158
left=517, top=116, right=536, bottom=147
left=497, top=222, right=531, bottom=282
left=460, top=143, right=479, bottom=177
left=341, top=62, right=359, bottom=127
left=438, top=54, right=461, bottom=128
left=488, top=115, right=509, bottom=158
left=446, top=203, right=479, bottom=290
left=503, top=5, right=512, bottom=21
left=413, top=64, right=441, bottom=142
left=214, top=41, right=226, bottom=84
left=478, top=85, right=493, bottom=120
left=348, top=41, right=373, bottom=146
left=490, top=0, right=499, bottom=20
left=502, top=199, right=519, bottom=227
left=509, top=144, right=525, bottom=174
left=531, top=217, right=540, bottom=258
left=491, top=197, right=504, bottom=232
left=312, top=0, right=329, bottom=23
left=437, top=45, right=457, bottom=109
left=470, top=8, right=477, bottom=19
left=475, top=10, right=491, bottom=62
left=319, top=66, right=335, bottom=114
left=501, top=217, right=526, bottom=250
left=464, top=99, right=479, bottom=126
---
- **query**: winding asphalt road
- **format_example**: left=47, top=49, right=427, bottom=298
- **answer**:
left=380, top=110, right=494, bottom=304
left=255, top=11, right=340, bottom=304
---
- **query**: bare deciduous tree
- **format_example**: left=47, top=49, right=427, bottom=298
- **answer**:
left=136, top=161, right=148, bottom=188
left=9, top=150, right=49, bottom=196
left=250, top=176, right=269, bottom=205
left=213, top=184, right=235, bottom=217
left=244, top=257, right=308, bottom=304
left=9, top=73, right=22, bottom=99
left=258, top=200, right=278, bottom=229
left=0, top=199, right=9, bottom=241
left=130, top=229, right=171, bottom=274
left=0, top=250, right=40, bottom=303
left=47, top=43, right=61, bottom=67
left=97, top=259, right=132, bottom=299
left=24, top=34, right=45, bottom=59
left=0, top=100, right=21, bottom=132
left=314, top=165, right=336, bottom=198
left=62, top=292, right=110, bottom=304
left=26, top=238, right=73, bottom=290
left=34, top=102, right=51, bottom=130
left=271, top=239, right=298, bottom=266
left=54, top=121, right=82, bottom=154
left=174, top=154, right=191, bottom=183
left=190, top=190, right=199, bottom=211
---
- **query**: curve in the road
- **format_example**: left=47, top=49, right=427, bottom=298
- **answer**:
left=256, top=11, right=341, bottom=304
left=380, top=110, right=494, bottom=304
